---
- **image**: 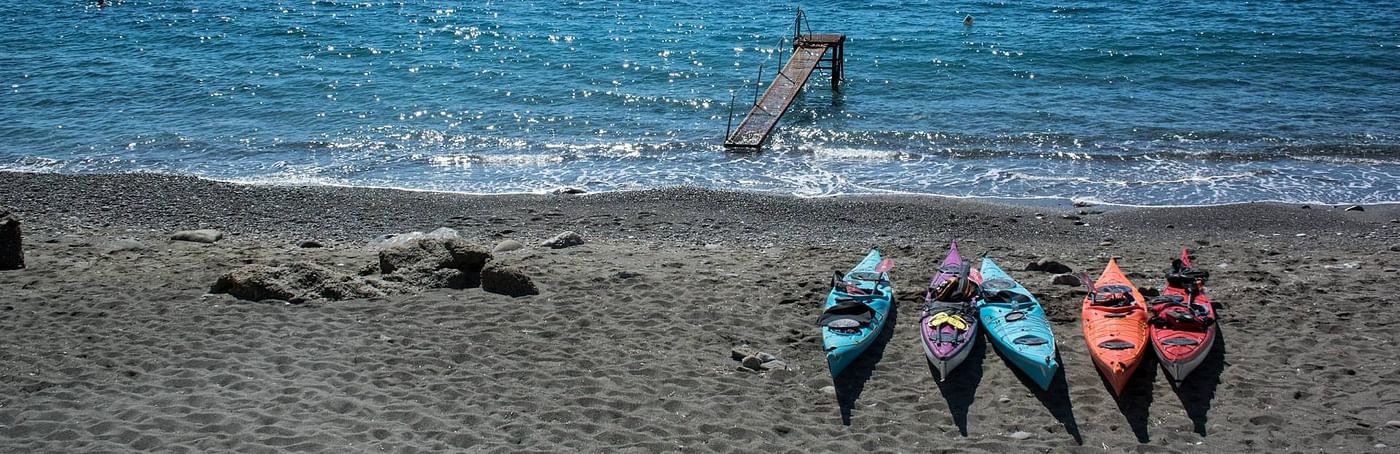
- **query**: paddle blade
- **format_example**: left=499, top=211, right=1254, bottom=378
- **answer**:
left=1078, top=272, right=1095, bottom=293
left=875, top=258, right=895, bottom=273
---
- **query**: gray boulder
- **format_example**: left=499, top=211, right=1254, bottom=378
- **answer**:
left=0, top=208, right=22, bottom=270
left=480, top=262, right=539, bottom=297
left=377, top=238, right=492, bottom=290
left=379, top=238, right=491, bottom=275
left=383, top=267, right=480, bottom=289
left=210, top=262, right=401, bottom=303
left=172, top=229, right=224, bottom=243
left=1051, top=274, right=1081, bottom=286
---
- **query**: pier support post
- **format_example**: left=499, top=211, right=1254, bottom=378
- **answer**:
left=832, top=41, right=843, bottom=90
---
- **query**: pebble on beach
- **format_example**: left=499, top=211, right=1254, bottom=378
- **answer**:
left=171, top=229, right=224, bottom=243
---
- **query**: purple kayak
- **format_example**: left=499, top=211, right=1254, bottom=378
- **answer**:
left=919, top=242, right=982, bottom=381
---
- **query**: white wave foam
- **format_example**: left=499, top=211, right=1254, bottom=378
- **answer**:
left=806, top=146, right=906, bottom=161
left=429, top=154, right=566, bottom=166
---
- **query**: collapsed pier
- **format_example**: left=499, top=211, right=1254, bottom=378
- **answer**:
left=724, top=11, right=845, bottom=150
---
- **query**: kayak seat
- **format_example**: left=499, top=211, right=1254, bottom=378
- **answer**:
left=985, top=288, right=1030, bottom=306
left=981, top=278, right=1016, bottom=293
left=816, top=299, right=875, bottom=333
left=1166, top=259, right=1210, bottom=289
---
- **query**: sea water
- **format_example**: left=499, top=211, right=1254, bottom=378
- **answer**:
left=1, top=1, right=1397, bottom=206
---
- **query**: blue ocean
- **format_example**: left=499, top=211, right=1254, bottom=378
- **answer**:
left=2, top=1, right=1397, bottom=206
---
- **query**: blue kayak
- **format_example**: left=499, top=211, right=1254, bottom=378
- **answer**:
left=977, top=256, right=1059, bottom=390
left=817, top=248, right=894, bottom=378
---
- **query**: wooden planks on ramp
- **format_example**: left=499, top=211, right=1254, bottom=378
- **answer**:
left=724, top=34, right=845, bottom=150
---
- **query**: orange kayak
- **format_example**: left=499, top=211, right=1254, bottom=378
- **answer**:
left=1081, top=258, right=1149, bottom=395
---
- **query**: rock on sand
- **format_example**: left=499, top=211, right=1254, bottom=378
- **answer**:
left=480, top=262, right=539, bottom=297
left=1051, top=274, right=1081, bottom=286
left=171, top=229, right=224, bottom=243
left=493, top=239, right=525, bottom=252
left=1026, top=259, right=1072, bottom=274
left=211, top=262, right=401, bottom=303
left=541, top=231, right=584, bottom=249
left=378, top=238, right=492, bottom=289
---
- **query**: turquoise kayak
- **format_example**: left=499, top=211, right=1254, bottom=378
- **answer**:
left=977, top=256, right=1059, bottom=390
left=817, top=248, right=894, bottom=378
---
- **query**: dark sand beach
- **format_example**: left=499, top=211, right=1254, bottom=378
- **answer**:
left=2, top=171, right=1399, bottom=452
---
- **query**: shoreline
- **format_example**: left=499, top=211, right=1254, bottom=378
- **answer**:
left=10, top=169, right=1400, bottom=211
left=2, top=170, right=1399, bottom=452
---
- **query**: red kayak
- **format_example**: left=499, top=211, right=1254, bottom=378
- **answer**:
left=1148, top=248, right=1217, bottom=381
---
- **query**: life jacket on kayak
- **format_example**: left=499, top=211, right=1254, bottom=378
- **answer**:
left=1088, top=284, right=1136, bottom=307
left=922, top=263, right=979, bottom=340
left=1150, top=260, right=1214, bottom=329
left=930, top=275, right=979, bottom=302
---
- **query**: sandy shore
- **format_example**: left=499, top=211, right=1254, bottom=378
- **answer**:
left=2, top=171, right=1399, bottom=452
